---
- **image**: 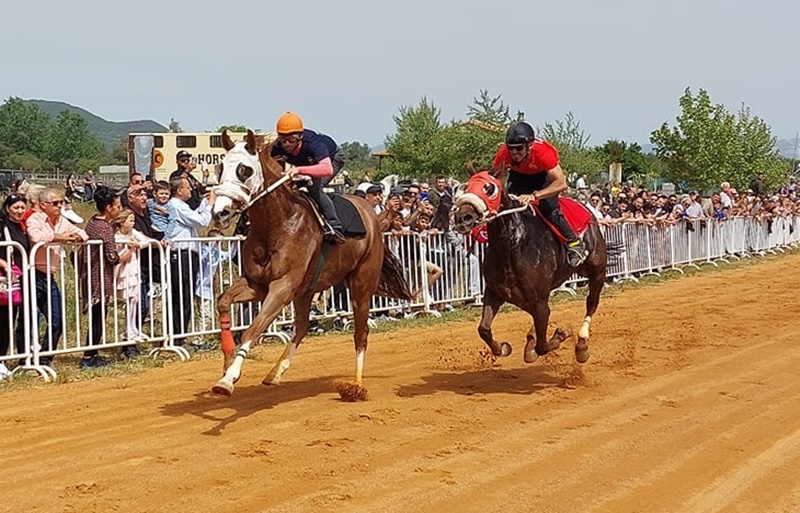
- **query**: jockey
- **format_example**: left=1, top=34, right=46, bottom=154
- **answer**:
left=492, top=121, right=587, bottom=267
left=272, top=112, right=347, bottom=244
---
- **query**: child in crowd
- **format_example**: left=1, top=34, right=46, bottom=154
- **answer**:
left=114, top=208, right=154, bottom=343
left=195, top=229, right=231, bottom=333
left=147, top=181, right=171, bottom=234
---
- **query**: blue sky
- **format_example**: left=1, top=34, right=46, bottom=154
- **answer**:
left=2, top=0, right=797, bottom=147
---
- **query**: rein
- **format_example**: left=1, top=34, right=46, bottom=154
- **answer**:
left=213, top=174, right=292, bottom=212
left=485, top=202, right=532, bottom=223
left=244, top=174, right=291, bottom=210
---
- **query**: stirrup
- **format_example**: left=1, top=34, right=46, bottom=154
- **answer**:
left=567, top=242, right=587, bottom=267
left=322, top=224, right=346, bottom=244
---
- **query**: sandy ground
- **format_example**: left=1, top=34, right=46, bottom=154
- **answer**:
left=2, top=253, right=800, bottom=513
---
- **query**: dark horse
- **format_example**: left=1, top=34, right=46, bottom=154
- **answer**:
left=210, top=130, right=412, bottom=400
left=453, top=169, right=609, bottom=364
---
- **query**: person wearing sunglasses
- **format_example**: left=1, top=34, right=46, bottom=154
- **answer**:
left=271, top=111, right=347, bottom=244
left=492, top=121, right=587, bottom=267
left=169, top=150, right=205, bottom=210
left=26, top=188, right=89, bottom=367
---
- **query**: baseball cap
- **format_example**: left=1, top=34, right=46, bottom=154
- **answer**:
left=366, top=183, right=383, bottom=195
left=176, top=150, right=192, bottom=160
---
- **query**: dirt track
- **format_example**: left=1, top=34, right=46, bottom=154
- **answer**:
left=2, top=253, right=800, bottom=513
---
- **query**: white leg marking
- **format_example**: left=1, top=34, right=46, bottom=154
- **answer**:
left=223, top=341, right=252, bottom=383
left=578, top=316, right=592, bottom=340
left=355, top=349, right=366, bottom=384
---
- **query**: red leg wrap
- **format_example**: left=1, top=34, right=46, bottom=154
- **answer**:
left=220, top=315, right=235, bottom=356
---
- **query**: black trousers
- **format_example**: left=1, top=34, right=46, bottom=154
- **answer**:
left=507, top=171, right=578, bottom=242
left=170, top=250, right=200, bottom=339
left=84, top=302, right=107, bottom=358
left=307, top=150, right=346, bottom=230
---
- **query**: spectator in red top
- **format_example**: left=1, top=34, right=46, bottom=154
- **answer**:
left=492, top=121, right=587, bottom=266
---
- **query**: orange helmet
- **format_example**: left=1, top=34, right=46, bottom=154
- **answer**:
left=276, top=112, right=304, bottom=135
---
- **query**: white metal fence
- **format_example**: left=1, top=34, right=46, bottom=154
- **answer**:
left=1, top=215, right=798, bottom=381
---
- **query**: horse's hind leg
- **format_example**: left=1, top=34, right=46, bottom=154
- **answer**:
left=576, top=272, right=605, bottom=364
left=523, top=299, right=569, bottom=363
left=262, top=293, right=314, bottom=386
left=477, top=288, right=512, bottom=357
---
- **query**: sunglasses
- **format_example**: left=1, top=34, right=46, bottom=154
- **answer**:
left=44, top=200, right=66, bottom=206
left=5, top=193, right=26, bottom=203
left=179, top=159, right=190, bottom=164
left=507, top=144, right=526, bottom=152
left=279, top=135, right=301, bottom=144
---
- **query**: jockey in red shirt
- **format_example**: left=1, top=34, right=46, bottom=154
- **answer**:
left=492, top=121, right=587, bottom=267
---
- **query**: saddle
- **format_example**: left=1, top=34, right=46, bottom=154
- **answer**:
left=529, top=197, right=594, bottom=244
left=300, top=189, right=367, bottom=239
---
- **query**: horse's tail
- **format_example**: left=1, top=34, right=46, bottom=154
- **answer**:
left=377, top=246, right=414, bottom=300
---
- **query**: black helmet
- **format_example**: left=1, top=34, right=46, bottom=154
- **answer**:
left=505, top=122, right=535, bottom=146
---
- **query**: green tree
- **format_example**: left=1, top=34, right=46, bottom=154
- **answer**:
left=105, top=136, right=130, bottom=165
left=441, top=89, right=512, bottom=175
left=217, top=124, right=248, bottom=133
left=596, top=140, right=658, bottom=185
left=0, top=97, right=51, bottom=157
left=46, top=110, right=102, bottom=171
left=340, top=141, right=372, bottom=163
left=539, top=112, right=604, bottom=181
left=383, top=98, right=449, bottom=179
left=733, top=104, right=783, bottom=189
left=650, top=88, right=744, bottom=190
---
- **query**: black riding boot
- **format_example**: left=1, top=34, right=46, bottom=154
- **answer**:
left=540, top=198, right=587, bottom=267
left=308, top=177, right=345, bottom=243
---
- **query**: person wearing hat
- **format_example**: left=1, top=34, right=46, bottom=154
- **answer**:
left=271, top=112, right=347, bottom=243
left=364, top=183, right=384, bottom=214
left=169, top=150, right=205, bottom=210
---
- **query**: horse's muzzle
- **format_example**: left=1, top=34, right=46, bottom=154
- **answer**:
left=454, top=211, right=477, bottom=235
left=214, top=207, right=234, bottom=229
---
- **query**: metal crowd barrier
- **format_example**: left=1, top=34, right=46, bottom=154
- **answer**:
left=1, top=215, right=798, bottom=381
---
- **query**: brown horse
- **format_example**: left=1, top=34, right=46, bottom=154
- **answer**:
left=453, top=169, right=611, bottom=364
left=210, top=130, right=412, bottom=400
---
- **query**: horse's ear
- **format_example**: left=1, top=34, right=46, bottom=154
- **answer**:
left=465, top=160, right=478, bottom=176
left=489, top=166, right=505, bottom=180
left=245, top=129, right=257, bottom=155
left=221, top=130, right=235, bottom=151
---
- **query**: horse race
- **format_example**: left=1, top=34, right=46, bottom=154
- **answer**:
left=2, top=3, right=799, bottom=513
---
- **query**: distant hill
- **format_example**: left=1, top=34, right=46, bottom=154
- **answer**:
left=24, top=99, right=167, bottom=149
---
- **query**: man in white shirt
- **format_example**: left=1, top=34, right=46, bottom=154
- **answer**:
left=166, top=177, right=215, bottom=340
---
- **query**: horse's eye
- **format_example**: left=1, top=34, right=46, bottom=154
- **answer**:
left=237, top=164, right=253, bottom=182
left=483, top=182, right=497, bottom=198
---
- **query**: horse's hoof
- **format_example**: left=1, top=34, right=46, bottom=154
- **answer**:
left=499, top=342, right=513, bottom=357
left=261, top=375, right=280, bottom=386
left=524, top=351, right=539, bottom=364
left=576, top=339, right=591, bottom=364
left=211, top=379, right=235, bottom=396
left=334, top=381, right=369, bottom=402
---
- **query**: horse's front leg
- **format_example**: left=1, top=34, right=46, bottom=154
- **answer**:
left=576, top=271, right=605, bottom=363
left=212, top=277, right=296, bottom=396
left=477, top=288, right=512, bottom=357
left=216, top=277, right=267, bottom=371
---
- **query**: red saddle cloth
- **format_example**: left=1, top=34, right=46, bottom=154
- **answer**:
left=534, top=197, right=593, bottom=243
